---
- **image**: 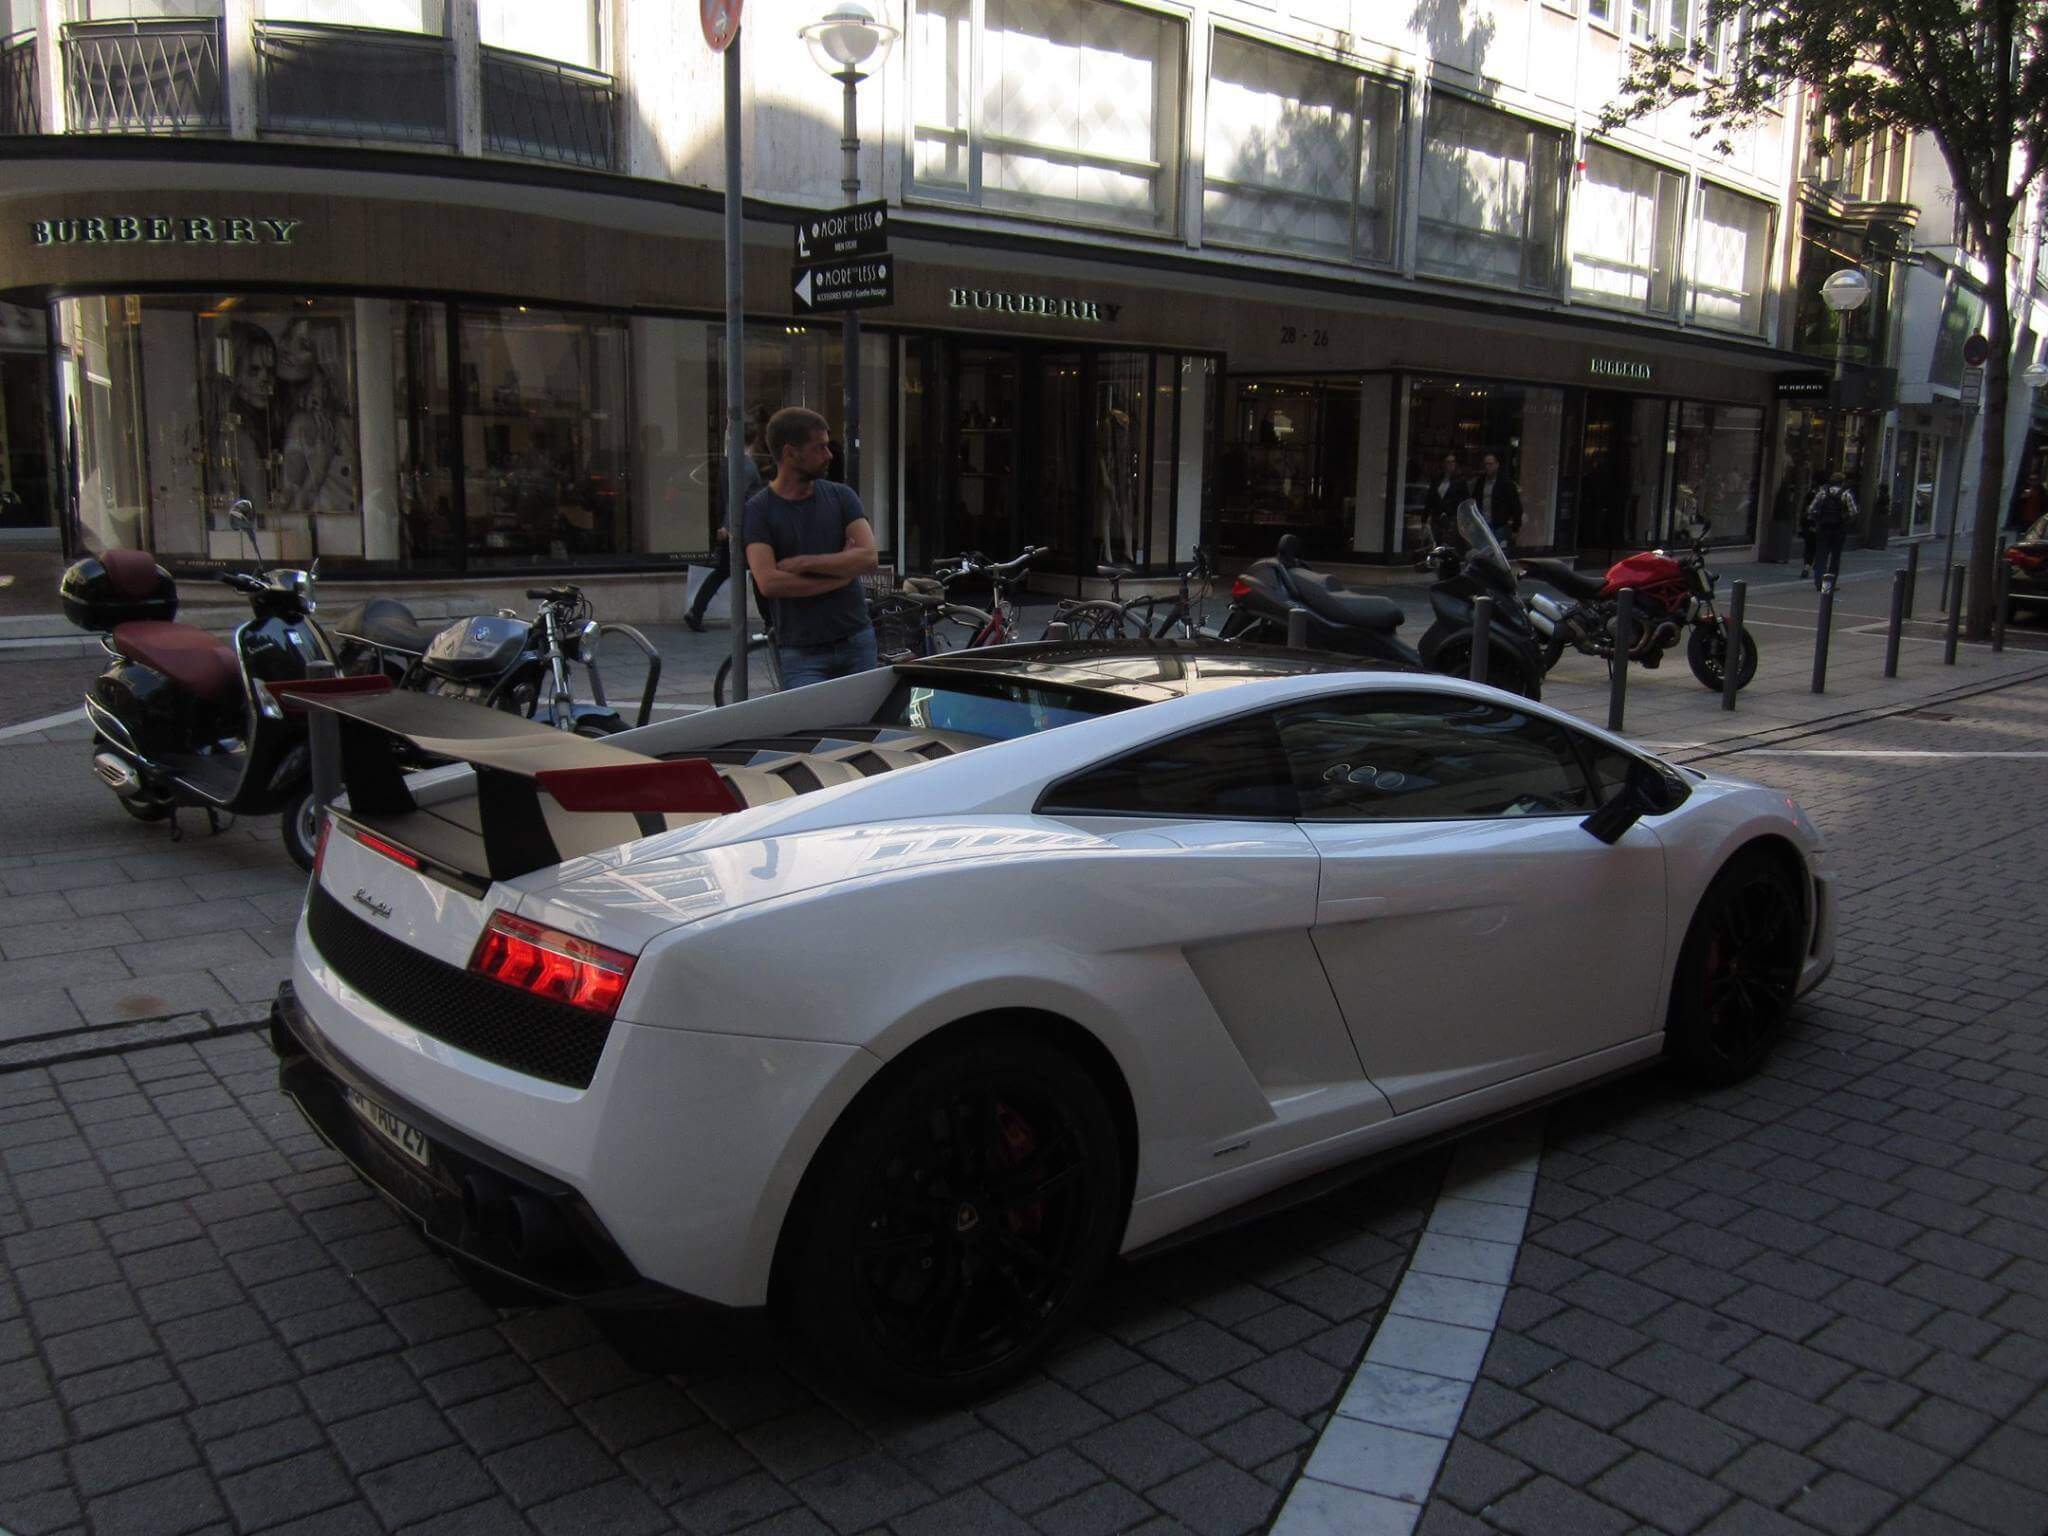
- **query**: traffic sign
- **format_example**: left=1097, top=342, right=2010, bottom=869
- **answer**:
left=793, top=254, right=894, bottom=313
left=702, top=0, right=741, bottom=51
left=1962, top=333, right=1991, bottom=368
left=795, top=201, right=889, bottom=263
left=1961, top=365, right=1984, bottom=407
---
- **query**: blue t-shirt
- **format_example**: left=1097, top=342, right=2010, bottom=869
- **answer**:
left=741, top=479, right=873, bottom=648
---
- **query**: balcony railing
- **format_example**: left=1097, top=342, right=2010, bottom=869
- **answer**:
left=255, top=20, right=452, bottom=144
left=63, top=18, right=225, bottom=134
left=1, top=31, right=38, bottom=136
left=481, top=45, right=616, bottom=170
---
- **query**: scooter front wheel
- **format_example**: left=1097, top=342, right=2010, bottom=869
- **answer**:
left=116, top=794, right=172, bottom=822
left=281, top=787, right=321, bottom=874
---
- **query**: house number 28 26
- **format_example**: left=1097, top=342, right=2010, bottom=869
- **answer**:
left=1278, top=326, right=1330, bottom=347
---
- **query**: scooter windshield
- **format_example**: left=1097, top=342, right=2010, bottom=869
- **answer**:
left=1456, top=501, right=1514, bottom=586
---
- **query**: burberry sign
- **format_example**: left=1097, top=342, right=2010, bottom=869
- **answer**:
left=948, top=287, right=1122, bottom=323
left=29, top=214, right=302, bottom=246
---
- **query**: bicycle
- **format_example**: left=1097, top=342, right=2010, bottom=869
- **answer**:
left=1047, top=548, right=1217, bottom=641
left=923, top=546, right=1046, bottom=646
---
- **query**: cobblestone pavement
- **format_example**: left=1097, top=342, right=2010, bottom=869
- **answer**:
left=1429, top=688, right=2048, bottom=1536
left=1, top=636, right=2044, bottom=1534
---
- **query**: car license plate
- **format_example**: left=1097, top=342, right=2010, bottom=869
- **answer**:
left=344, top=1085, right=432, bottom=1170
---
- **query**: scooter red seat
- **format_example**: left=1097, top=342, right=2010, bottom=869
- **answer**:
left=111, top=621, right=241, bottom=703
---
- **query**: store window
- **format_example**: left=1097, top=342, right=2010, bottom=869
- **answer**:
left=1203, top=31, right=1404, bottom=265
left=1669, top=401, right=1763, bottom=544
left=52, top=292, right=453, bottom=564
left=909, top=0, right=1184, bottom=234
left=1399, top=377, right=1565, bottom=553
left=1569, top=144, right=1684, bottom=316
left=1929, top=282, right=1988, bottom=388
left=1215, top=378, right=1360, bottom=561
left=457, top=305, right=630, bottom=564
left=1690, top=183, right=1773, bottom=334
left=628, top=319, right=892, bottom=564
left=1890, top=432, right=1942, bottom=537
left=480, top=0, right=597, bottom=66
left=1417, top=96, right=1566, bottom=294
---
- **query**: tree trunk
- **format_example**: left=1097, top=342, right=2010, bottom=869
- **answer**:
left=1966, top=251, right=2015, bottom=642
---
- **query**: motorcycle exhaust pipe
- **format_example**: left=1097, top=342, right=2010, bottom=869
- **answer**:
left=92, top=751, right=144, bottom=797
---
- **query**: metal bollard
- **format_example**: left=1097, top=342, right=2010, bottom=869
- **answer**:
left=1944, top=566, right=1964, bottom=664
left=1286, top=605, right=1309, bottom=649
left=1939, top=561, right=1952, bottom=615
left=306, top=659, right=340, bottom=812
left=1721, top=580, right=1746, bottom=712
left=1811, top=583, right=1835, bottom=693
left=1904, top=541, right=1921, bottom=620
left=1470, top=596, right=1493, bottom=686
left=1993, top=544, right=2008, bottom=654
left=1608, top=588, right=1634, bottom=733
left=1883, top=570, right=1907, bottom=678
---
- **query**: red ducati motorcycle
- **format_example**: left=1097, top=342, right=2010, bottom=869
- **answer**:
left=1519, top=520, right=1759, bottom=692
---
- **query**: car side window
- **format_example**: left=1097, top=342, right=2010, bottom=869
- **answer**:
left=1278, top=693, right=1597, bottom=821
left=1042, top=713, right=1298, bottom=819
left=1578, top=738, right=1642, bottom=804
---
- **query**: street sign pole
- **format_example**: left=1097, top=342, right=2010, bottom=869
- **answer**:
left=836, top=68, right=861, bottom=497
left=715, top=7, right=748, bottom=700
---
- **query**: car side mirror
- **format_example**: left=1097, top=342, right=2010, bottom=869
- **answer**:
left=1582, top=757, right=1691, bottom=845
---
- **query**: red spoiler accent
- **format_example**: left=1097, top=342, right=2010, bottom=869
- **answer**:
left=266, top=674, right=395, bottom=712
left=534, top=758, right=743, bottom=815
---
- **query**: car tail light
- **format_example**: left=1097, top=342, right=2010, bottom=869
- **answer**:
left=312, top=816, right=332, bottom=877
left=469, top=912, right=635, bottom=1017
left=2008, top=548, right=2045, bottom=570
left=1231, top=577, right=1252, bottom=599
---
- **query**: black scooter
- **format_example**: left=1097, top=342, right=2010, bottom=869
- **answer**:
left=1219, top=502, right=1544, bottom=698
left=61, top=502, right=334, bottom=870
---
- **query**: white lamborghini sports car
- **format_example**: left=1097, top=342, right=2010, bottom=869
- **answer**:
left=270, top=641, right=1833, bottom=1400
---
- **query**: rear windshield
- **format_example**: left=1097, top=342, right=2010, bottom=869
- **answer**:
left=873, top=675, right=1128, bottom=741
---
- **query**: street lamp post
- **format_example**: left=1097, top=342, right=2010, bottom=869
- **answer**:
left=1820, top=267, right=1872, bottom=386
left=800, top=4, right=897, bottom=496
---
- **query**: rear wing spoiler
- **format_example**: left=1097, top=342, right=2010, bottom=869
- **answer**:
left=274, top=682, right=737, bottom=884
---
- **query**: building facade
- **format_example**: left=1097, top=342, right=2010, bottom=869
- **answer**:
left=0, top=0, right=1820, bottom=606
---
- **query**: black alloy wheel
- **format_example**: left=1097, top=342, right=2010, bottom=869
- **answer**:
left=789, top=1029, right=1124, bottom=1402
left=1685, top=621, right=1760, bottom=692
left=1665, top=849, right=1805, bottom=1085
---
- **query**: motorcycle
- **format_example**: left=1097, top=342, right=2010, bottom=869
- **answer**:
left=60, top=502, right=332, bottom=871
left=1518, top=517, right=1758, bottom=692
left=1219, top=502, right=1545, bottom=699
left=328, top=585, right=661, bottom=737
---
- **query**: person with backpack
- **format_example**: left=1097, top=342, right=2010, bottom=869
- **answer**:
left=1806, top=470, right=1856, bottom=592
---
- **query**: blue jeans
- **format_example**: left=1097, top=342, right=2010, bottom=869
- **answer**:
left=778, top=626, right=878, bottom=690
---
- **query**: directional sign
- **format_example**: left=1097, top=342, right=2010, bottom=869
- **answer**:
left=795, top=200, right=889, bottom=263
left=793, top=254, right=894, bottom=314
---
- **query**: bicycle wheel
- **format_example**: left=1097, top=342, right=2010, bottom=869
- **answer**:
left=1117, top=596, right=1176, bottom=638
left=1047, top=601, right=1131, bottom=641
left=713, top=638, right=781, bottom=707
left=932, top=605, right=989, bottom=651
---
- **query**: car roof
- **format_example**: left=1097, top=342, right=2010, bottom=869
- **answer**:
left=894, top=638, right=1417, bottom=705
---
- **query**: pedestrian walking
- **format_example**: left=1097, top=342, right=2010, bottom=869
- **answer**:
left=742, top=406, right=879, bottom=690
left=1474, top=452, right=1524, bottom=552
left=683, top=415, right=765, bottom=632
left=1806, top=470, right=1856, bottom=592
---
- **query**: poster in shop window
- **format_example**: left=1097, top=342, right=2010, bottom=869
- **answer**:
left=199, top=305, right=362, bottom=555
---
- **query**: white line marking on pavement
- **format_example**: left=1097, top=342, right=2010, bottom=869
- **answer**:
left=0, top=706, right=85, bottom=742
left=1271, top=1122, right=1544, bottom=1536
left=1736, top=748, right=2048, bottom=759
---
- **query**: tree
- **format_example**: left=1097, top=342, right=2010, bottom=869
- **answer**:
left=1603, top=1, right=2047, bottom=639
